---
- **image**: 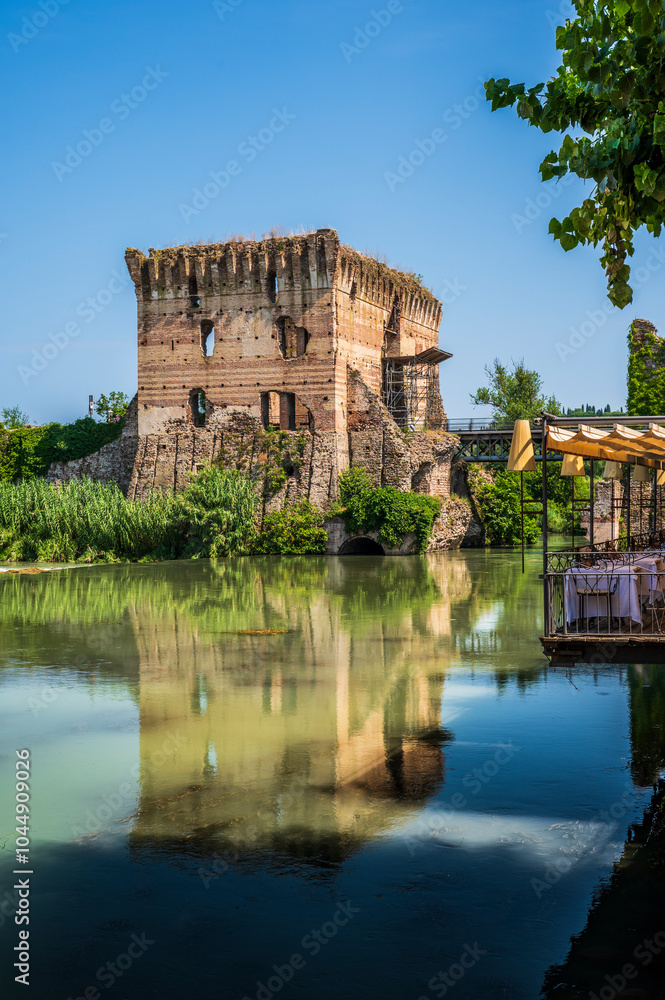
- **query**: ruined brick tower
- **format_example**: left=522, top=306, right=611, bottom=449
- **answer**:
left=122, top=229, right=455, bottom=504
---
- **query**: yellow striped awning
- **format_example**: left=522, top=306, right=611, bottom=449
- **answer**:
left=547, top=423, right=665, bottom=469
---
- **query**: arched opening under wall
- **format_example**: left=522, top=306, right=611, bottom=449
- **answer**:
left=339, top=537, right=386, bottom=555
left=189, top=388, right=207, bottom=428
left=200, top=320, right=215, bottom=357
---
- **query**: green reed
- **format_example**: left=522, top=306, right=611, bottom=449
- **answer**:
left=0, top=467, right=258, bottom=563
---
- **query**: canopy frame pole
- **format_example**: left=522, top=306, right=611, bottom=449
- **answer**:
left=590, top=459, right=595, bottom=548
left=627, top=465, right=632, bottom=550
left=542, top=417, right=549, bottom=635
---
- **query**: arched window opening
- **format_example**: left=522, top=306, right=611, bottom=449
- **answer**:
left=189, top=388, right=207, bottom=428
left=277, top=317, right=309, bottom=359
left=267, top=271, right=278, bottom=304
left=188, top=276, right=200, bottom=309
left=261, top=392, right=281, bottom=430
left=200, top=320, right=215, bottom=357
left=350, top=281, right=357, bottom=302
left=261, top=391, right=301, bottom=431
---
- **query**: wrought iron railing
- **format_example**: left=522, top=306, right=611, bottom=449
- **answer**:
left=543, top=546, right=665, bottom=638
left=447, top=418, right=521, bottom=432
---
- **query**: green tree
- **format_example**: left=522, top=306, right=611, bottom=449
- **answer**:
left=470, top=359, right=561, bottom=423
left=486, top=0, right=665, bottom=308
left=95, top=391, right=129, bottom=422
left=1, top=406, right=30, bottom=429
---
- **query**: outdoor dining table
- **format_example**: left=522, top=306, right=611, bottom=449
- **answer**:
left=564, top=565, right=642, bottom=625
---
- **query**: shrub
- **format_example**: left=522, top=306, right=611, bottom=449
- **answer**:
left=473, top=471, right=539, bottom=546
left=177, top=466, right=257, bottom=557
left=254, top=499, right=328, bottom=555
left=339, top=466, right=373, bottom=504
left=337, top=466, right=441, bottom=553
left=0, top=417, right=125, bottom=482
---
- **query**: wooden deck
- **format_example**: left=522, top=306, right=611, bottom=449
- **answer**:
left=541, top=611, right=665, bottom=663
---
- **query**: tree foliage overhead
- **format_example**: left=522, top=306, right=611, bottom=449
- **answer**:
left=470, top=358, right=561, bottom=423
left=486, top=0, right=665, bottom=308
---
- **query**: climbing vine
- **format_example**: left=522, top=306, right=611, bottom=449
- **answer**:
left=627, top=321, right=665, bottom=416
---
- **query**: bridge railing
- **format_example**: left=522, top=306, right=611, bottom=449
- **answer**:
left=447, top=418, right=540, bottom=433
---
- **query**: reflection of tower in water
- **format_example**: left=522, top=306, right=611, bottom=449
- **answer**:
left=129, top=564, right=452, bottom=866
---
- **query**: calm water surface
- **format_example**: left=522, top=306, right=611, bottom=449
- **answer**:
left=0, top=549, right=663, bottom=999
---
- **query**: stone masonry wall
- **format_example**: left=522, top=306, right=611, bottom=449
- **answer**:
left=46, top=394, right=139, bottom=493
left=127, top=369, right=457, bottom=512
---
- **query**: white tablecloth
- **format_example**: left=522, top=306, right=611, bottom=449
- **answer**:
left=565, top=567, right=641, bottom=624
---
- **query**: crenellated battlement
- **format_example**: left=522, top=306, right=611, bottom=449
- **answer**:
left=336, top=245, right=442, bottom=332
left=125, top=228, right=340, bottom=303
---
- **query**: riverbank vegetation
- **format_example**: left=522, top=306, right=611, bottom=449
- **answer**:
left=335, top=467, right=442, bottom=553
left=0, top=468, right=257, bottom=562
left=0, top=463, right=448, bottom=563
left=469, top=464, right=589, bottom=546
left=0, top=417, right=125, bottom=482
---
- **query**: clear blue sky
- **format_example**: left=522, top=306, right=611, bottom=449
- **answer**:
left=1, top=0, right=662, bottom=425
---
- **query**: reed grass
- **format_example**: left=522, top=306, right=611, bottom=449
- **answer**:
left=0, top=466, right=257, bottom=563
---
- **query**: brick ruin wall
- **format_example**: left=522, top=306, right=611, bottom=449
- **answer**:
left=125, top=229, right=446, bottom=441
left=46, top=230, right=468, bottom=549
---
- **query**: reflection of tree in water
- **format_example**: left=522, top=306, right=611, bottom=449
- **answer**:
left=627, top=664, right=665, bottom=787
left=541, top=667, right=665, bottom=999
left=427, top=549, right=548, bottom=689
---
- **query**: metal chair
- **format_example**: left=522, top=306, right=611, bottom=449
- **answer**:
left=576, top=575, right=619, bottom=633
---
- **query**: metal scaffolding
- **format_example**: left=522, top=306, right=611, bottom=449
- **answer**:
left=382, top=348, right=451, bottom=429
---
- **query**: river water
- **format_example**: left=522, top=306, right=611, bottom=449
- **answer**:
left=0, top=549, right=663, bottom=999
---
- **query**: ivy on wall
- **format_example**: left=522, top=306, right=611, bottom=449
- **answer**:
left=627, top=321, right=665, bottom=417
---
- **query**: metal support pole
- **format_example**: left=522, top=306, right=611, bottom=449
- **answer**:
left=590, top=459, right=595, bottom=549
left=627, top=465, right=632, bottom=549
left=542, top=420, right=549, bottom=635
left=521, top=471, right=525, bottom=575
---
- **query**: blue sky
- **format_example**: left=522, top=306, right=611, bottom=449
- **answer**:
left=1, top=0, right=662, bottom=426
